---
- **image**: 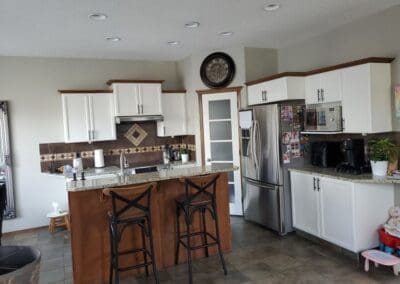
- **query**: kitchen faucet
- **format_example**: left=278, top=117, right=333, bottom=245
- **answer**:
left=120, top=152, right=129, bottom=175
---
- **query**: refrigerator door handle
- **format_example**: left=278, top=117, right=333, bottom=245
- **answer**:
left=244, top=177, right=278, bottom=191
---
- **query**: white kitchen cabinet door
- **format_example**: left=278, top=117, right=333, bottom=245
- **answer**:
left=319, top=177, right=355, bottom=251
left=139, top=83, right=162, bottom=115
left=342, top=63, right=392, bottom=134
left=62, top=94, right=90, bottom=143
left=112, top=84, right=140, bottom=116
left=89, top=93, right=116, bottom=142
left=319, top=70, right=342, bottom=103
left=247, top=83, right=265, bottom=106
left=157, top=92, right=186, bottom=137
left=290, top=172, right=320, bottom=236
left=247, top=77, right=305, bottom=106
left=263, top=78, right=286, bottom=103
left=305, top=74, right=320, bottom=104
left=305, top=70, right=341, bottom=104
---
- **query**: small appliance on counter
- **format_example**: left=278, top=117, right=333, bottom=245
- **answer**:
left=94, top=149, right=105, bottom=168
left=336, top=139, right=371, bottom=175
left=310, top=141, right=342, bottom=168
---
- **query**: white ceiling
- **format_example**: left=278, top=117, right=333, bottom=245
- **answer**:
left=1, top=0, right=400, bottom=61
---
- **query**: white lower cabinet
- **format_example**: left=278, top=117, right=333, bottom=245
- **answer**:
left=319, top=177, right=355, bottom=250
left=290, top=171, right=394, bottom=252
left=291, top=171, right=320, bottom=236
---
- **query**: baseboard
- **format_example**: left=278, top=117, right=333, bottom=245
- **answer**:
left=2, top=225, right=48, bottom=237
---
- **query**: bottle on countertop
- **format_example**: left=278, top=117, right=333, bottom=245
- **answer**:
left=73, top=152, right=83, bottom=172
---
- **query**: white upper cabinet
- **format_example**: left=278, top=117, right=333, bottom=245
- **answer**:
left=247, top=76, right=305, bottom=106
left=157, top=92, right=187, bottom=137
left=111, top=82, right=162, bottom=116
left=89, top=93, right=117, bottom=141
left=138, top=83, right=162, bottom=115
left=112, top=84, right=140, bottom=116
left=341, top=63, right=392, bottom=133
left=62, top=94, right=90, bottom=143
left=61, top=92, right=116, bottom=143
left=305, top=70, right=342, bottom=104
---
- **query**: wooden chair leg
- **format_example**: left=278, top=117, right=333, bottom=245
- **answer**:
left=49, top=218, right=55, bottom=233
left=64, top=215, right=71, bottom=231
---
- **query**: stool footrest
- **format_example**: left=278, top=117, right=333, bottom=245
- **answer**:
left=117, top=261, right=153, bottom=272
left=179, top=231, right=217, bottom=241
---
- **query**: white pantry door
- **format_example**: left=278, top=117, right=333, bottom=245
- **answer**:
left=202, top=92, right=242, bottom=216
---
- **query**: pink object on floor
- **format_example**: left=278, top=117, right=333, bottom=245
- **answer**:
left=362, top=249, right=400, bottom=276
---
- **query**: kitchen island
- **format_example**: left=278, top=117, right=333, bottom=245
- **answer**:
left=67, top=164, right=236, bottom=284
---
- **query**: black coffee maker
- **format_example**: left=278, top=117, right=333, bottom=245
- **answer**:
left=336, top=139, right=370, bottom=175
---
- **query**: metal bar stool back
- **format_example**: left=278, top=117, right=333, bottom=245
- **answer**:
left=103, top=182, right=159, bottom=284
left=175, top=173, right=227, bottom=284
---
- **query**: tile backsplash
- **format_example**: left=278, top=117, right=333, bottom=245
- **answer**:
left=302, top=131, right=400, bottom=165
left=39, top=121, right=195, bottom=173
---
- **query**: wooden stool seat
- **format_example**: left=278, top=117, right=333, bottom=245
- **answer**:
left=46, top=211, right=70, bottom=233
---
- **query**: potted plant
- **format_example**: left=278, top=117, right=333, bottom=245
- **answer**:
left=370, top=138, right=395, bottom=176
left=180, top=147, right=189, bottom=164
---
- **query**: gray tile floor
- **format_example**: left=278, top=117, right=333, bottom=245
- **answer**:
left=3, top=217, right=400, bottom=283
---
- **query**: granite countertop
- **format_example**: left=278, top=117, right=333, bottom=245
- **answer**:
left=67, top=164, right=238, bottom=192
left=43, top=161, right=197, bottom=179
left=289, top=166, right=400, bottom=184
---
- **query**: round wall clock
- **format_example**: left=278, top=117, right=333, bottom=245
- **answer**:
left=200, top=52, right=235, bottom=89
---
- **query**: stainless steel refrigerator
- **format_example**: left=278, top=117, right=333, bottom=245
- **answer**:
left=240, top=101, right=304, bottom=235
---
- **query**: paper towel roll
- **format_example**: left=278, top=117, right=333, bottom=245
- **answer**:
left=94, top=149, right=105, bottom=168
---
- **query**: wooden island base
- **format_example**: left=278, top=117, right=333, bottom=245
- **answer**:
left=68, top=172, right=231, bottom=284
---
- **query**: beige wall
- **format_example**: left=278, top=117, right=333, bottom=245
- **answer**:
left=278, top=5, right=400, bottom=203
left=244, top=47, right=278, bottom=82
left=0, top=56, right=181, bottom=232
left=278, top=4, right=400, bottom=131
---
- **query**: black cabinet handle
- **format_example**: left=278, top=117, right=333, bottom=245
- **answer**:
left=317, top=178, right=320, bottom=191
left=321, top=89, right=324, bottom=102
left=313, top=177, right=316, bottom=191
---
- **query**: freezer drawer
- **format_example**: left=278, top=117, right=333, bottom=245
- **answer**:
left=243, top=177, right=281, bottom=232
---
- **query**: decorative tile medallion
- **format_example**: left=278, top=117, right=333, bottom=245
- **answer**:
left=124, top=124, right=148, bottom=146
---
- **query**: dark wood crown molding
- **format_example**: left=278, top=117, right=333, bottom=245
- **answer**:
left=196, top=86, right=243, bottom=95
left=245, top=72, right=306, bottom=86
left=245, top=57, right=395, bottom=86
left=162, top=90, right=187, bottom=94
left=106, top=79, right=164, bottom=86
left=305, top=57, right=395, bottom=75
left=58, top=90, right=112, bottom=94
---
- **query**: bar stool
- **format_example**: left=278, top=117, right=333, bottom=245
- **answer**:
left=103, top=182, right=159, bottom=284
left=174, top=173, right=227, bottom=284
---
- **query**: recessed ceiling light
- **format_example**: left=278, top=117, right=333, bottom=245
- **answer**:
left=105, top=37, right=121, bottom=42
left=88, top=13, right=108, bottom=20
left=185, top=21, right=200, bottom=28
left=167, top=41, right=180, bottom=46
left=219, top=31, right=234, bottom=37
left=263, top=3, right=280, bottom=11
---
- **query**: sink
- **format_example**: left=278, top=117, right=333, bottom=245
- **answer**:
left=122, top=166, right=158, bottom=175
